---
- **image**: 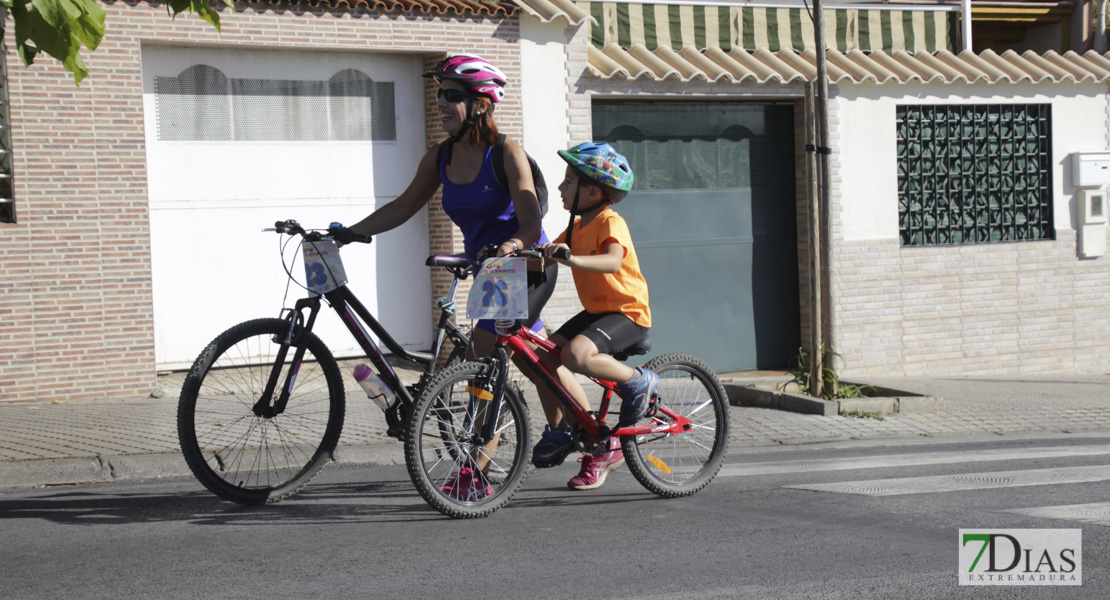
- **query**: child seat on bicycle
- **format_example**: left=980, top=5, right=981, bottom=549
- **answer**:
left=535, top=142, right=659, bottom=489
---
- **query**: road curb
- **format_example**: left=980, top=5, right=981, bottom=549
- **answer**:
left=724, top=382, right=943, bottom=416
left=0, top=442, right=408, bottom=490
left=0, top=453, right=193, bottom=489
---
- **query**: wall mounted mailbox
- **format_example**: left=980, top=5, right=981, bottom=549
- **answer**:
left=1072, top=152, right=1110, bottom=187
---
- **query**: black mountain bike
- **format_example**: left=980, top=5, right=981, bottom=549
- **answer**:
left=177, top=220, right=520, bottom=504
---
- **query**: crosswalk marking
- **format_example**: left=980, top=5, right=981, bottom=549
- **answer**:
left=1009, top=502, right=1110, bottom=526
left=784, top=465, right=1110, bottom=496
left=718, top=445, right=1110, bottom=478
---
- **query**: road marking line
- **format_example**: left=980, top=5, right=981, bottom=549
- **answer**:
left=1008, top=502, right=1110, bottom=526
left=784, top=465, right=1110, bottom=496
left=718, top=445, right=1110, bottom=477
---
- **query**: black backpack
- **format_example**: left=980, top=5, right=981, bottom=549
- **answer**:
left=438, top=134, right=548, bottom=216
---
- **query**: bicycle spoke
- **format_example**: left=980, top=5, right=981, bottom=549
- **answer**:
left=179, top=319, right=345, bottom=504
left=622, top=354, right=729, bottom=498
left=405, top=362, right=531, bottom=518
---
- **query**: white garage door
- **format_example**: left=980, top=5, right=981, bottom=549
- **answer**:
left=142, top=46, right=429, bottom=369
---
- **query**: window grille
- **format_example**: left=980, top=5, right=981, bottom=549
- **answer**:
left=896, top=104, right=1053, bottom=247
left=0, top=46, right=14, bottom=224
left=155, top=65, right=396, bottom=142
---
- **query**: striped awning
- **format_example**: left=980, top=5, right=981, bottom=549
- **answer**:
left=588, top=45, right=1110, bottom=85
left=581, top=2, right=956, bottom=54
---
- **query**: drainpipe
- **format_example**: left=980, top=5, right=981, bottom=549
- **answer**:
left=962, top=0, right=974, bottom=51
left=1097, top=0, right=1108, bottom=53
left=809, top=0, right=831, bottom=399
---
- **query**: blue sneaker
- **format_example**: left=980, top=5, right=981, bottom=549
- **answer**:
left=532, top=425, right=574, bottom=468
left=617, top=367, right=658, bottom=427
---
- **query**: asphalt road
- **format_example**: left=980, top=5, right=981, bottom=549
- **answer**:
left=3, top=433, right=1109, bottom=599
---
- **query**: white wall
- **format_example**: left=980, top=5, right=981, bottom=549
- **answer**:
left=142, top=46, right=430, bottom=368
left=521, top=16, right=573, bottom=239
left=835, top=82, right=1110, bottom=242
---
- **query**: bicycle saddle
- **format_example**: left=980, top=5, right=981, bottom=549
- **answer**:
left=426, top=253, right=469, bottom=269
left=613, top=336, right=651, bottom=362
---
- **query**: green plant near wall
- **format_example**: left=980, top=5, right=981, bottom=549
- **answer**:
left=780, top=345, right=872, bottom=400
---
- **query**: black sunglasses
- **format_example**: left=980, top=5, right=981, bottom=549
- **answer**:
left=437, top=88, right=470, bottom=103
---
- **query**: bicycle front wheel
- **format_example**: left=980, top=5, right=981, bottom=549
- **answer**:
left=178, top=318, right=345, bottom=505
left=622, top=353, right=730, bottom=498
left=404, top=361, right=531, bottom=518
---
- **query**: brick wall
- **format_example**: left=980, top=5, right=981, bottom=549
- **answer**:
left=832, top=231, right=1110, bottom=377
left=827, top=88, right=1110, bottom=378
left=0, top=3, right=523, bottom=402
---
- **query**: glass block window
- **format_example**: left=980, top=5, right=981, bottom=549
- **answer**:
left=155, top=65, right=396, bottom=142
left=896, top=104, right=1053, bottom=247
left=0, top=46, right=14, bottom=224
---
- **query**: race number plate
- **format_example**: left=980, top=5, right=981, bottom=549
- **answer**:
left=466, top=256, right=528, bottom=320
left=302, top=239, right=348, bottom=295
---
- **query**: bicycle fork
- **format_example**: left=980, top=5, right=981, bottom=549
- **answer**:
left=469, top=345, right=510, bottom=444
left=254, top=298, right=321, bottom=418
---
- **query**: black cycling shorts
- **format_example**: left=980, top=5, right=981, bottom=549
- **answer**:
left=553, top=311, right=649, bottom=356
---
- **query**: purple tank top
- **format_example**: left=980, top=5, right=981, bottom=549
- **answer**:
left=439, top=146, right=548, bottom=260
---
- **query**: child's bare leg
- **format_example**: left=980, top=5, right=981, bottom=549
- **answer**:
left=560, top=335, right=636, bottom=384
left=562, top=335, right=656, bottom=427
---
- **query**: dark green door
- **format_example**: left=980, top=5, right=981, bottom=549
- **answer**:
left=593, top=102, right=799, bottom=373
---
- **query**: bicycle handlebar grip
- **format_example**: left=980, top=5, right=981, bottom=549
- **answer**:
left=330, top=223, right=372, bottom=245
left=275, top=219, right=300, bottom=234
left=553, top=248, right=571, bottom=260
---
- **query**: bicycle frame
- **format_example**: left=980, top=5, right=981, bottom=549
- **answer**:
left=492, top=324, right=693, bottom=443
left=262, top=250, right=470, bottom=438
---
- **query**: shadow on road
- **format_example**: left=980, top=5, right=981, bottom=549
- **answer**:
left=0, top=473, right=673, bottom=526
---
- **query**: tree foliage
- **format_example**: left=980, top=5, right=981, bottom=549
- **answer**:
left=1, top=0, right=234, bottom=85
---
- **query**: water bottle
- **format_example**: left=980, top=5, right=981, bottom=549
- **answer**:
left=353, top=363, right=395, bottom=411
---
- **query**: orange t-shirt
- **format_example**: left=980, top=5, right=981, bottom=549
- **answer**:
left=555, top=207, right=651, bottom=328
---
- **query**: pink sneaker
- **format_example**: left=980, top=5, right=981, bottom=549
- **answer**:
left=440, top=466, right=492, bottom=501
left=567, top=438, right=625, bottom=490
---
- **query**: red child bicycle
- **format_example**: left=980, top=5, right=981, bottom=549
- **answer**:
left=403, top=248, right=731, bottom=518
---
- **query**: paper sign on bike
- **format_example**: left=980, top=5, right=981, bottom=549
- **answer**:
left=466, top=257, right=528, bottom=320
left=302, top=239, right=348, bottom=295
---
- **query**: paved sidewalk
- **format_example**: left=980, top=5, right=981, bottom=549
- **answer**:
left=2, top=370, right=1109, bottom=489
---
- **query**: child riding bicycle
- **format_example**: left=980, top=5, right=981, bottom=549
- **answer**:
left=535, top=142, right=658, bottom=490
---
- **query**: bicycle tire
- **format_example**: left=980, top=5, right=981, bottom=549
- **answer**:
left=178, top=318, right=345, bottom=505
left=621, top=353, right=730, bottom=498
left=404, top=361, right=531, bottom=518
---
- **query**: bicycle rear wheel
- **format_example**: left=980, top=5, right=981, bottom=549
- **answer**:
left=178, top=318, right=345, bottom=504
left=622, top=353, right=730, bottom=498
left=404, top=361, right=531, bottom=518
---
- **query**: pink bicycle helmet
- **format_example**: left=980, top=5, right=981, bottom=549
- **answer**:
left=423, top=54, right=508, bottom=104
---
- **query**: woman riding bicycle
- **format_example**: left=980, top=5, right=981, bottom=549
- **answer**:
left=342, top=54, right=557, bottom=358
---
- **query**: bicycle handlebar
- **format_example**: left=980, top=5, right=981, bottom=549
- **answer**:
left=477, top=245, right=571, bottom=262
left=265, top=220, right=372, bottom=245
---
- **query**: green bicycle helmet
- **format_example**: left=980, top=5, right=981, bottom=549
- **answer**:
left=557, top=142, right=634, bottom=204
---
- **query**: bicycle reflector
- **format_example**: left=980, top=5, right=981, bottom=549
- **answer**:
left=646, top=455, right=672, bottom=474
left=466, top=385, right=494, bottom=401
